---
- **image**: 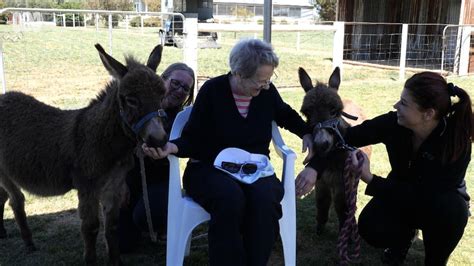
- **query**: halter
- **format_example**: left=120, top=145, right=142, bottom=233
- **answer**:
left=314, top=112, right=358, bottom=152
left=120, top=109, right=168, bottom=136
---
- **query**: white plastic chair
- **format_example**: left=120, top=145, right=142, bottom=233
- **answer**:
left=166, top=106, right=296, bottom=266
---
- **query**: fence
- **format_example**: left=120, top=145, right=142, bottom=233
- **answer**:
left=0, top=8, right=191, bottom=107
left=343, top=22, right=474, bottom=79
left=1, top=8, right=472, bottom=104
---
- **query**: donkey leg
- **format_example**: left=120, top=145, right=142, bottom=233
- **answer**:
left=0, top=187, right=8, bottom=238
left=0, top=178, right=35, bottom=251
left=77, top=189, right=100, bottom=265
left=100, top=178, right=127, bottom=266
left=333, top=187, right=348, bottom=232
left=315, top=181, right=332, bottom=235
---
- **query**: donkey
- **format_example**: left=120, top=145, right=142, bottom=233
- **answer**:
left=299, top=67, right=371, bottom=235
left=0, top=44, right=168, bottom=265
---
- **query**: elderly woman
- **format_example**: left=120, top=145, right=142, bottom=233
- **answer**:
left=144, top=39, right=311, bottom=265
left=119, top=62, right=195, bottom=253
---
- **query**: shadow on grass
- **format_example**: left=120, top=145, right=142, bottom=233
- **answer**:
left=296, top=192, right=425, bottom=265
left=0, top=197, right=426, bottom=265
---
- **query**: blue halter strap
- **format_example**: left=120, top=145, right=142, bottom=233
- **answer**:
left=121, top=109, right=167, bottom=135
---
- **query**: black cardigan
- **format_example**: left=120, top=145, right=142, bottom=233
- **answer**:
left=172, top=73, right=309, bottom=163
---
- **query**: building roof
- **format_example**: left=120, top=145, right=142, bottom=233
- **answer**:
left=214, top=0, right=314, bottom=7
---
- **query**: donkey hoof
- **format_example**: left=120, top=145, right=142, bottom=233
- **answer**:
left=26, top=243, right=37, bottom=252
left=0, top=229, right=6, bottom=239
left=107, top=259, right=123, bottom=266
left=316, top=224, right=326, bottom=235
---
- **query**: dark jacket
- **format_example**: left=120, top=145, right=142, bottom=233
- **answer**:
left=172, top=73, right=309, bottom=163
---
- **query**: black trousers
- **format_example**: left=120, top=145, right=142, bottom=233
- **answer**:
left=118, top=180, right=169, bottom=252
left=183, top=162, right=284, bottom=266
left=358, top=189, right=468, bottom=265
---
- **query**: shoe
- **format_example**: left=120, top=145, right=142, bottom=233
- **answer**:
left=381, top=230, right=418, bottom=265
left=381, top=247, right=408, bottom=265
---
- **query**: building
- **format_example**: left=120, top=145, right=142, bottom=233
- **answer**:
left=136, top=0, right=315, bottom=21
left=212, top=0, right=315, bottom=20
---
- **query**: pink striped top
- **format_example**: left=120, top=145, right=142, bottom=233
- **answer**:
left=232, top=92, right=252, bottom=118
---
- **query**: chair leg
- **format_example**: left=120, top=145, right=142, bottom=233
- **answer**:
left=185, top=234, right=192, bottom=256
left=279, top=215, right=296, bottom=266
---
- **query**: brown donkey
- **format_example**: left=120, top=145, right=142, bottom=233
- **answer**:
left=299, top=67, right=371, bottom=235
left=0, top=44, right=168, bottom=265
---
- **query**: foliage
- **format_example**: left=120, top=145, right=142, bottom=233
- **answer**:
left=129, top=16, right=161, bottom=27
left=145, top=0, right=161, bottom=12
left=3, top=0, right=59, bottom=8
left=83, top=0, right=133, bottom=11
left=315, top=0, right=336, bottom=21
left=57, top=1, right=82, bottom=9
left=231, top=6, right=254, bottom=21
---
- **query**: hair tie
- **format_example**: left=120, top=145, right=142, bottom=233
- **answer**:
left=447, top=83, right=461, bottom=109
left=447, top=83, right=457, bottom=96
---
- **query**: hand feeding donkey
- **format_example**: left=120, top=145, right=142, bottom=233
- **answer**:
left=0, top=44, right=168, bottom=265
left=299, top=67, right=371, bottom=236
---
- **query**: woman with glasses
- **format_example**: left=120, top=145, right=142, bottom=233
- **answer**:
left=143, top=38, right=312, bottom=265
left=118, top=62, right=195, bottom=253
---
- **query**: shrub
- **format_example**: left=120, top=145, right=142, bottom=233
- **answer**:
left=129, top=16, right=162, bottom=27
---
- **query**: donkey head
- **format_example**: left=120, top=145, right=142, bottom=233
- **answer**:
left=95, top=44, right=168, bottom=148
left=299, top=67, right=351, bottom=156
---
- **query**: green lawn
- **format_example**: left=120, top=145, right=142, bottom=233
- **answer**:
left=0, top=25, right=472, bottom=265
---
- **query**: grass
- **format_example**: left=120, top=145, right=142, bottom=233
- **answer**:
left=0, top=24, right=473, bottom=265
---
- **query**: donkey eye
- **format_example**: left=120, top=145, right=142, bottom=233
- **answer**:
left=125, top=96, right=139, bottom=108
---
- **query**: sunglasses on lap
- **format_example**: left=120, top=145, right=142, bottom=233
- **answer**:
left=221, top=161, right=258, bottom=175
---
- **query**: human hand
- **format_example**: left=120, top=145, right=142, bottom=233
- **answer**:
left=142, top=142, right=178, bottom=160
left=302, top=133, right=314, bottom=164
left=295, top=166, right=317, bottom=198
left=349, top=150, right=373, bottom=184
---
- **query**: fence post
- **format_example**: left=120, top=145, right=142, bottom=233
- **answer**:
left=399, top=24, right=408, bottom=80
left=184, top=17, right=198, bottom=96
left=95, top=13, right=99, bottom=31
left=72, top=14, right=75, bottom=27
left=458, top=26, right=471, bottom=76
left=0, top=40, right=6, bottom=94
left=62, top=14, right=65, bottom=28
left=108, top=14, right=113, bottom=55
left=296, top=32, right=300, bottom=51
left=333, top=21, right=344, bottom=73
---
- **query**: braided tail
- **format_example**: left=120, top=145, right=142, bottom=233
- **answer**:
left=337, top=151, right=363, bottom=265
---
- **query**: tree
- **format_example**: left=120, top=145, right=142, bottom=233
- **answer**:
left=146, top=0, right=161, bottom=12
left=83, top=0, right=133, bottom=11
left=315, top=0, right=336, bottom=21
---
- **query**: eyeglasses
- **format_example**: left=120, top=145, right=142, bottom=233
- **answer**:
left=170, top=79, right=192, bottom=94
left=221, top=161, right=258, bottom=175
left=246, top=72, right=278, bottom=90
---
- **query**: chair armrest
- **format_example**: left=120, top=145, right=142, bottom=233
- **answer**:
left=271, top=122, right=297, bottom=195
left=168, top=155, right=184, bottom=200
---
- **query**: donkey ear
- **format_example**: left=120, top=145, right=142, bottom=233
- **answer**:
left=328, top=67, right=341, bottom=91
left=146, top=45, right=163, bottom=72
left=95, top=44, right=128, bottom=79
left=298, top=67, right=314, bottom=93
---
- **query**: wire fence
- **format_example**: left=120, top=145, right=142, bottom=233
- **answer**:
left=0, top=8, right=472, bottom=107
left=343, top=22, right=474, bottom=76
left=0, top=8, right=187, bottom=108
